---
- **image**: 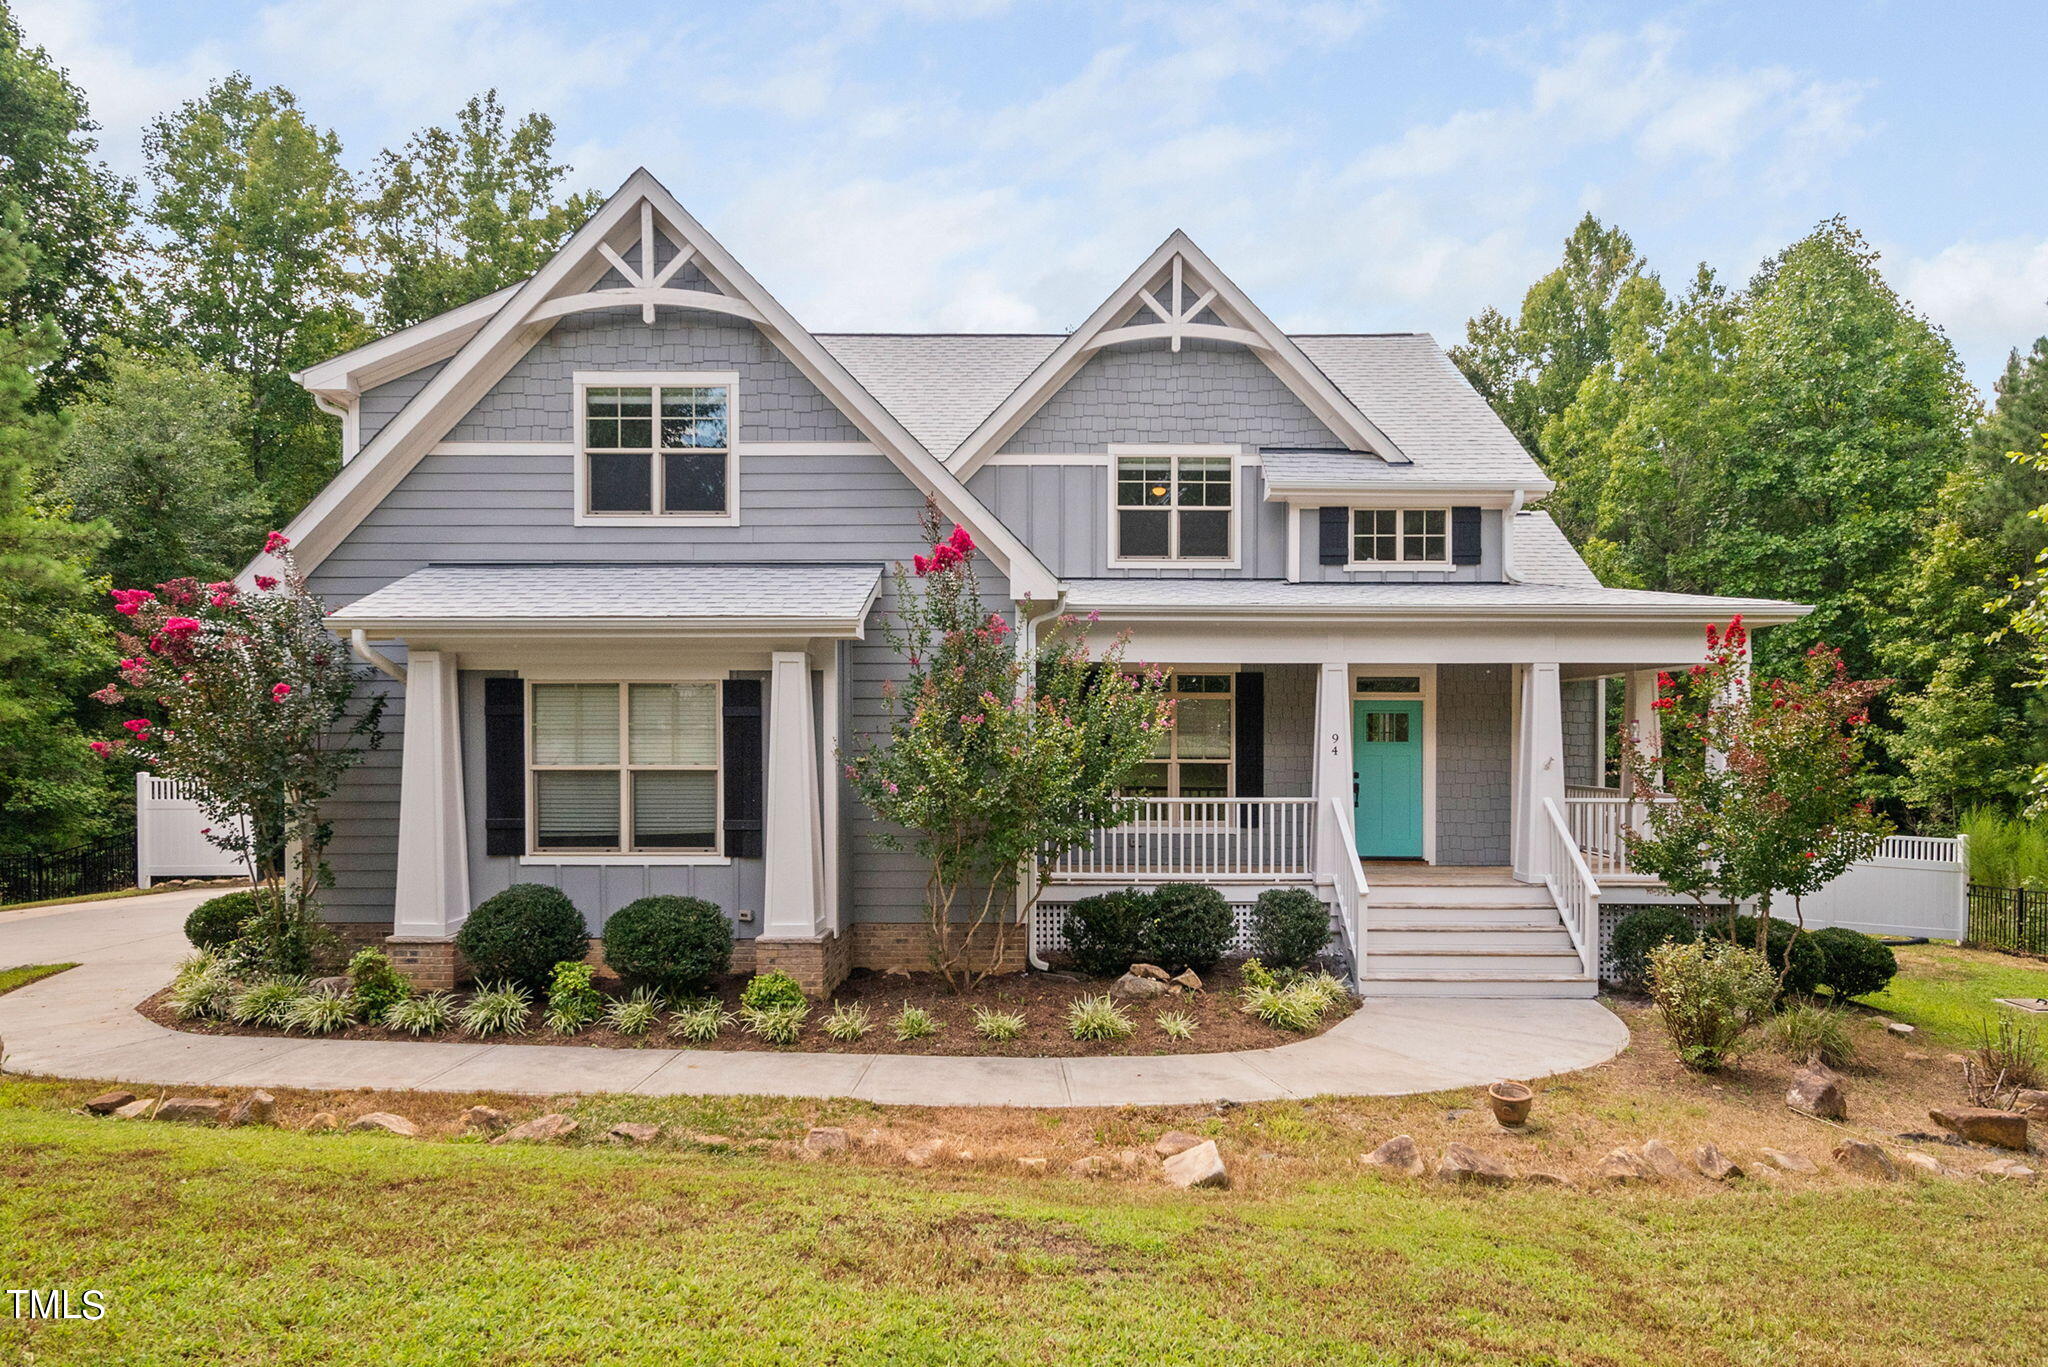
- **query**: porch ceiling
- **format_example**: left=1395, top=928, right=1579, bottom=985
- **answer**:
left=326, top=562, right=885, bottom=638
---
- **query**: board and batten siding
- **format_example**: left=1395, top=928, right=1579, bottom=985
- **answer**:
left=305, top=307, right=1002, bottom=931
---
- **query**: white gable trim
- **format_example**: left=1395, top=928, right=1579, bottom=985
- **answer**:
left=266, top=169, right=1058, bottom=600
left=950, top=232, right=1411, bottom=478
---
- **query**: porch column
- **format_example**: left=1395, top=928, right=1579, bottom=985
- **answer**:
left=391, top=649, right=470, bottom=943
left=761, top=650, right=826, bottom=941
left=1620, top=669, right=1663, bottom=792
left=1511, top=661, right=1566, bottom=881
left=1313, top=661, right=1350, bottom=878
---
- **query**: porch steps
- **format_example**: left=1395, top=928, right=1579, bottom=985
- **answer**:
left=1358, top=877, right=1598, bottom=999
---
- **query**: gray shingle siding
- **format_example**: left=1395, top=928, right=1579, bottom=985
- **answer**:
left=1563, top=678, right=1604, bottom=787
left=998, top=338, right=1339, bottom=452
left=1436, top=664, right=1512, bottom=866
left=1260, top=664, right=1316, bottom=797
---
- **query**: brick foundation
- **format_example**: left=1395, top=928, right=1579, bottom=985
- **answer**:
left=384, top=936, right=465, bottom=991
left=751, top=931, right=852, bottom=996
left=846, top=921, right=1029, bottom=976
left=327, top=921, right=394, bottom=954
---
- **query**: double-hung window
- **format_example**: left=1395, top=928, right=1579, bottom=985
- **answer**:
left=1351, top=508, right=1447, bottom=564
left=1125, top=672, right=1234, bottom=798
left=529, top=682, right=720, bottom=855
left=581, top=378, right=733, bottom=519
left=1115, top=453, right=1234, bottom=561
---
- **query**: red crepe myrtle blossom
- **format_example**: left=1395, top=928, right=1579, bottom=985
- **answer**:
left=88, top=740, right=115, bottom=756
left=272, top=683, right=293, bottom=701
left=254, top=575, right=278, bottom=591
left=110, top=588, right=155, bottom=617
left=1652, top=697, right=1676, bottom=711
left=161, top=617, right=201, bottom=637
left=122, top=718, right=151, bottom=735
left=263, top=531, right=291, bottom=554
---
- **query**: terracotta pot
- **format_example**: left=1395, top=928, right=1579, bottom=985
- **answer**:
left=1486, top=1080, right=1534, bottom=1128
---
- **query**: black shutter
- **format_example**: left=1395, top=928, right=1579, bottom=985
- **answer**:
left=1318, top=506, right=1348, bottom=565
left=722, top=678, right=764, bottom=859
left=1451, top=505, right=1483, bottom=565
left=1234, top=671, right=1265, bottom=799
left=482, top=677, right=525, bottom=857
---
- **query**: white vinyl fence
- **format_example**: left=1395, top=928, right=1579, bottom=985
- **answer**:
left=1795, top=834, right=1968, bottom=941
left=135, top=772, right=251, bottom=888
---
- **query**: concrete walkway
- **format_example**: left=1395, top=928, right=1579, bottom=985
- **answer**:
left=0, top=888, right=1630, bottom=1107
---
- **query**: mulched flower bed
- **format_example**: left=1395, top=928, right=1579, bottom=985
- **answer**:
left=140, top=962, right=1353, bottom=1057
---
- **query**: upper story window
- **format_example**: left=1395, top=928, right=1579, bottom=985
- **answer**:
left=529, top=682, right=721, bottom=855
left=1352, top=508, right=1447, bottom=565
left=1114, top=452, right=1235, bottom=562
left=579, top=375, right=734, bottom=521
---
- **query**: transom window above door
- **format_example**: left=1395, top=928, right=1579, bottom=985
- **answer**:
left=579, top=376, right=734, bottom=521
left=1351, top=508, right=1447, bottom=564
left=1114, top=453, right=1235, bottom=562
left=1124, top=672, right=1233, bottom=798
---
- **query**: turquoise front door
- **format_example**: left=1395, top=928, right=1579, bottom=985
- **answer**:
left=1353, top=700, right=1424, bottom=858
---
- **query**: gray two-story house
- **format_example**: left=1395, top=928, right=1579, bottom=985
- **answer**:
left=272, top=169, right=1802, bottom=998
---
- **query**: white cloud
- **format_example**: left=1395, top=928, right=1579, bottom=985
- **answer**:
left=1896, top=237, right=2048, bottom=389
left=12, top=0, right=231, bottom=175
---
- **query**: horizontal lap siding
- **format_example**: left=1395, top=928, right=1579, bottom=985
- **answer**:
left=969, top=464, right=1288, bottom=578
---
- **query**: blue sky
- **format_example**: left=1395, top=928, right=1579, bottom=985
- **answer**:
left=17, top=0, right=2048, bottom=395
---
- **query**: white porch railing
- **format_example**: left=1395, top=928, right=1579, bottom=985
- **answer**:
left=1045, top=797, right=1318, bottom=881
left=1322, top=792, right=1369, bottom=975
left=1563, top=788, right=1673, bottom=878
left=1540, top=797, right=1599, bottom=977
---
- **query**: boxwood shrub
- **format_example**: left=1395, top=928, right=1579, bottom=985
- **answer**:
left=1609, top=906, right=1697, bottom=988
left=1249, top=888, right=1329, bottom=969
left=1145, top=883, right=1234, bottom=974
left=1811, top=925, right=1898, bottom=1000
left=601, top=895, right=733, bottom=995
left=1064, top=888, right=1154, bottom=978
left=185, top=890, right=258, bottom=951
left=454, top=884, right=587, bottom=990
left=1703, top=915, right=1823, bottom=999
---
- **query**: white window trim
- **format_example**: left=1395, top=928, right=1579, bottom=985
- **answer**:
left=1350, top=663, right=1437, bottom=864
left=1128, top=667, right=1237, bottom=799
left=1107, top=444, right=1245, bottom=569
left=1345, top=507, right=1454, bottom=571
left=572, top=370, right=741, bottom=528
left=525, top=679, right=725, bottom=859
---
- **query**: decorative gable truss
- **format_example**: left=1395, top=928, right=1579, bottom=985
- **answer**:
left=271, top=169, right=1059, bottom=599
left=949, top=231, right=1412, bottom=477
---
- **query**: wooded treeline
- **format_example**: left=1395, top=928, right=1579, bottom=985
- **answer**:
left=3, top=0, right=2044, bottom=857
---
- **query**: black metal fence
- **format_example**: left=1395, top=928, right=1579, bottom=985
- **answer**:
left=1966, top=883, right=2048, bottom=958
left=0, top=837, right=136, bottom=906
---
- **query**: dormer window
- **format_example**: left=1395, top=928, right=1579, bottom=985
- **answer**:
left=1351, top=509, right=1447, bottom=564
left=577, top=372, right=736, bottom=523
left=1113, top=450, right=1236, bottom=563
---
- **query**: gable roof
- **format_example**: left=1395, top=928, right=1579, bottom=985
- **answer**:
left=1512, top=510, right=1602, bottom=588
left=266, top=169, right=1059, bottom=600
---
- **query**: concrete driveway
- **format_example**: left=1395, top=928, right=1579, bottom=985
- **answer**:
left=0, top=888, right=1631, bottom=1106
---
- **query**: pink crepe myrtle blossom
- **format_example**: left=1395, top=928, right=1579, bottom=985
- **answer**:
left=254, top=575, right=278, bottom=591
left=110, top=588, right=155, bottom=616
left=272, top=683, right=293, bottom=701
left=89, top=684, right=123, bottom=705
left=263, top=531, right=291, bottom=554
left=162, top=617, right=201, bottom=637
left=88, top=740, right=116, bottom=756
left=122, top=718, right=151, bottom=735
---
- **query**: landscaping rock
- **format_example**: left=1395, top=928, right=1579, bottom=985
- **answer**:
left=493, top=1113, right=577, bottom=1145
left=226, top=1091, right=275, bottom=1127
left=1128, top=963, right=1170, bottom=982
left=461, top=1105, right=510, bottom=1135
left=1693, top=1144, right=1741, bottom=1181
left=1437, top=1143, right=1512, bottom=1187
left=1929, top=1106, right=2029, bottom=1151
left=348, top=1112, right=419, bottom=1137
left=2015, top=1089, right=2048, bottom=1121
left=1596, top=1148, right=1652, bottom=1182
left=1361, top=1134, right=1427, bottom=1178
left=1017, top=1156, right=1048, bottom=1172
left=1759, top=1147, right=1817, bottom=1174
left=112, top=1098, right=156, bottom=1120
left=84, top=1090, right=135, bottom=1115
left=1640, top=1139, right=1691, bottom=1180
left=1785, top=1065, right=1847, bottom=1120
left=1898, top=1151, right=1960, bottom=1179
left=309, top=975, right=351, bottom=995
left=607, top=1123, right=661, bottom=1145
left=1154, top=1130, right=1204, bottom=1158
left=1162, top=1139, right=1229, bottom=1190
left=802, top=1126, right=850, bottom=1156
left=1067, top=1154, right=1110, bottom=1178
left=1171, top=970, right=1203, bottom=991
left=1885, top=1021, right=1915, bottom=1036
left=154, top=1097, right=224, bottom=1125
left=1486, top=1080, right=1534, bottom=1128
left=1832, top=1139, right=1898, bottom=1180
left=1521, top=1169, right=1575, bottom=1187
left=905, top=1139, right=947, bottom=1167
left=1745, top=1162, right=1784, bottom=1186
left=301, top=1111, right=338, bottom=1132
left=1112, top=972, right=1167, bottom=999
left=1979, top=1157, right=2038, bottom=1182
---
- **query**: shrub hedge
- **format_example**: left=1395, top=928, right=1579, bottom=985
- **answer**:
left=601, top=895, right=733, bottom=995
left=1610, top=906, right=1697, bottom=988
left=1249, top=888, right=1329, bottom=969
left=184, top=891, right=258, bottom=951
left=1702, top=916, right=1823, bottom=999
left=1811, top=925, right=1899, bottom=999
left=1063, top=883, right=1235, bottom=976
left=454, top=884, right=587, bottom=990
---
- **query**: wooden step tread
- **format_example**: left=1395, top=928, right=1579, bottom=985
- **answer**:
left=1367, top=921, right=1560, bottom=933
left=1361, top=970, right=1594, bottom=983
left=1371, top=946, right=1581, bottom=959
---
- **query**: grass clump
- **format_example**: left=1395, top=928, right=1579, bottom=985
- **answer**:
left=282, top=990, right=356, bottom=1036
left=820, top=1002, right=874, bottom=1042
left=742, top=1003, right=808, bottom=1046
left=1766, top=1001, right=1859, bottom=1069
left=1067, top=994, right=1134, bottom=1042
left=383, top=992, right=455, bottom=1036
left=1968, top=1013, right=2044, bottom=1102
left=167, top=952, right=235, bottom=1020
left=892, top=1004, right=939, bottom=1042
left=971, top=1007, right=1027, bottom=1042
left=459, top=982, right=532, bottom=1037
left=603, top=988, right=664, bottom=1037
left=668, top=1000, right=735, bottom=1043
left=230, top=978, right=307, bottom=1027
left=1155, top=1010, right=1196, bottom=1040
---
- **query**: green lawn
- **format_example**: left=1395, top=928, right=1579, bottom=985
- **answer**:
left=1, top=1078, right=2043, bottom=1366
left=0, top=962, right=75, bottom=995
left=1859, top=943, right=2048, bottom=1047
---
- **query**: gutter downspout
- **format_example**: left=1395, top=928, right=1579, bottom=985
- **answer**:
left=350, top=630, right=407, bottom=685
left=1016, top=592, right=1067, bottom=971
left=1502, top=487, right=1527, bottom=583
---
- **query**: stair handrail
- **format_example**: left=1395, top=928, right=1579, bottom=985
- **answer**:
left=1539, top=796, right=1600, bottom=980
left=1322, top=793, right=1370, bottom=983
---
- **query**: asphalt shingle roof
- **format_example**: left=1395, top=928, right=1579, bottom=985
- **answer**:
left=328, top=563, right=884, bottom=631
left=1512, top=510, right=1603, bottom=588
left=818, top=334, right=1058, bottom=463
left=1060, top=576, right=1806, bottom=619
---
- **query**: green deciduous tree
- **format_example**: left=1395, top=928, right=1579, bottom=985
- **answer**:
left=363, top=90, right=598, bottom=330
left=49, top=345, right=267, bottom=589
left=0, top=2, right=137, bottom=407
left=141, top=74, right=367, bottom=517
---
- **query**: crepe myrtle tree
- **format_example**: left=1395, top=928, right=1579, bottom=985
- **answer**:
left=88, top=533, right=384, bottom=974
left=1624, top=616, right=1890, bottom=967
left=843, top=505, right=1172, bottom=989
